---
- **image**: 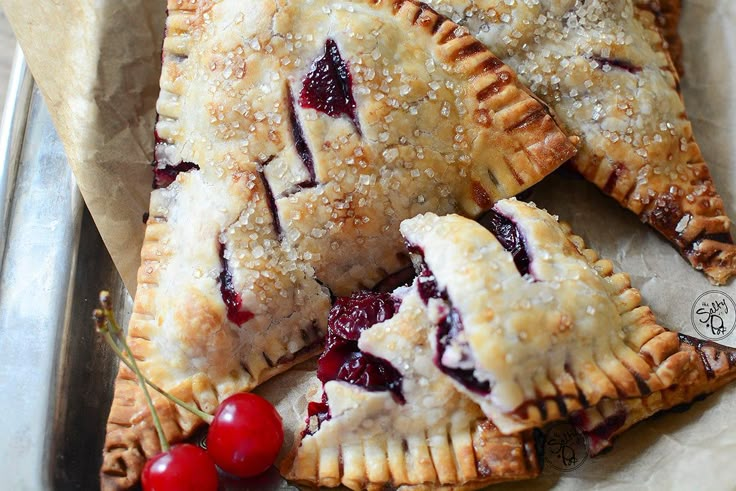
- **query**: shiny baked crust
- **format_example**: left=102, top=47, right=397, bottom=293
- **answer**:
left=101, top=0, right=576, bottom=488
left=400, top=200, right=695, bottom=434
left=574, top=333, right=736, bottom=455
left=282, top=290, right=540, bottom=490
left=424, top=0, right=735, bottom=284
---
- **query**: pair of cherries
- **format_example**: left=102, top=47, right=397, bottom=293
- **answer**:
left=141, top=393, right=284, bottom=491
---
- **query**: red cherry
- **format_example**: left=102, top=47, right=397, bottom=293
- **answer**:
left=141, top=444, right=218, bottom=491
left=206, top=393, right=284, bottom=477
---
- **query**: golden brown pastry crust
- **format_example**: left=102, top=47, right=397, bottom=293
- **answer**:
left=281, top=290, right=540, bottom=490
left=574, top=334, right=736, bottom=455
left=425, top=0, right=735, bottom=284
left=283, top=421, right=539, bottom=491
left=102, top=0, right=575, bottom=488
left=400, top=201, right=696, bottom=433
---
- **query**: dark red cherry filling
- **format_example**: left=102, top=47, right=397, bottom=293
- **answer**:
left=153, top=162, right=200, bottom=189
left=416, top=265, right=446, bottom=303
left=408, top=258, right=491, bottom=395
left=304, top=394, right=331, bottom=436
left=435, top=306, right=491, bottom=394
left=319, top=292, right=403, bottom=398
left=318, top=346, right=404, bottom=399
left=287, top=93, right=316, bottom=189
left=477, top=208, right=531, bottom=276
left=218, top=244, right=254, bottom=326
left=305, top=291, right=404, bottom=436
left=590, top=56, right=642, bottom=74
left=300, top=39, right=360, bottom=132
left=328, top=291, right=401, bottom=342
left=404, top=248, right=446, bottom=303
left=257, top=163, right=282, bottom=238
left=570, top=408, right=627, bottom=456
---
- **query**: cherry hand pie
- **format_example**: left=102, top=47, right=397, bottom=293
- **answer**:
left=401, top=200, right=693, bottom=433
left=282, top=287, right=541, bottom=490
left=101, top=0, right=576, bottom=488
left=408, top=201, right=736, bottom=455
left=424, top=0, right=735, bottom=284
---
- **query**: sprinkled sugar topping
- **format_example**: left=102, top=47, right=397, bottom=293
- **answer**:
left=423, top=0, right=736, bottom=284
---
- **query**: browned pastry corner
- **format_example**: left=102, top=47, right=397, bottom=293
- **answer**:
left=573, top=334, right=736, bottom=456
left=425, top=0, right=736, bottom=284
left=101, top=0, right=576, bottom=488
left=282, top=421, right=540, bottom=491
left=637, top=0, right=684, bottom=74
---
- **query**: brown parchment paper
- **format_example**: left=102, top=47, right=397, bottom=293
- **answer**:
left=3, top=0, right=736, bottom=488
left=1, top=0, right=165, bottom=291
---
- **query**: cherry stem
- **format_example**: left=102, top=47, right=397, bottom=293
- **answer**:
left=96, top=293, right=169, bottom=452
left=94, top=292, right=218, bottom=455
left=100, top=330, right=214, bottom=424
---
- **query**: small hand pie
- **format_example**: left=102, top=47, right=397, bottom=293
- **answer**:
left=573, top=334, right=736, bottom=455
left=425, top=0, right=735, bottom=283
left=401, top=199, right=694, bottom=434
left=282, top=288, right=540, bottom=490
left=101, top=0, right=575, bottom=488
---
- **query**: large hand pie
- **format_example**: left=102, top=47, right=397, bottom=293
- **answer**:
left=405, top=201, right=736, bottom=455
left=101, top=0, right=576, bottom=488
left=282, top=288, right=540, bottom=489
left=424, top=0, right=735, bottom=283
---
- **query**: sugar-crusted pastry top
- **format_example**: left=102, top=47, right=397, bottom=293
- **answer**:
left=424, top=0, right=736, bottom=284
left=401, top=199, right=693, bottom=433
left=157, top=0, right=576, bottom=295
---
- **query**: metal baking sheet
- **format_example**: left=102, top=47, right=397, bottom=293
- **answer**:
left=0, top=47, right=129, bottom=490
